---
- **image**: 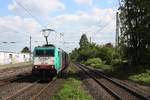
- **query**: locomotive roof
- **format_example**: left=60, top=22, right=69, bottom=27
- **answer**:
left=34, top=44, right=67, bottom=54
left=35, top=44, right=55, bottom=48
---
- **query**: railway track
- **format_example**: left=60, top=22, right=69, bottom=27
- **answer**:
left=30, top=78, right=57, bottom=100
left=0, top=73, right=31, bottom=87
left=0, top=74, right=38, bottom=99
left=4, top=80, right=41, bottom=100
left=0, top=66, right=32, bottom=81
left=75, top=63, right=150, bottom=100
left=0, top=65, right=32, bottom=87
left=0, top=63, right=66, bottom=100
left=2, top=77, right=57, bottom=100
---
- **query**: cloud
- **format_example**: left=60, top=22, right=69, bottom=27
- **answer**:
left=8, top=0, right=65, bottom=17
left=48, top=7, right=116, bottom=50
left=0, top=16, right=41, bottom=35
left=1, top=5, right=116, bottom=52
left=49, top=7, right=115, bottom=33
left=74, top=0, right=93, bottom=6
left=0, top=15, right=66, bottom=52
left=0, top=16, right=43, bottom=52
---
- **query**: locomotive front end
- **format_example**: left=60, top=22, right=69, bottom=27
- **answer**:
left=32, top=47, right=57, bottom=76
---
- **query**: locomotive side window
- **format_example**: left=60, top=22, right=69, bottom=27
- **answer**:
left=35, top=49, right=54, bottom=57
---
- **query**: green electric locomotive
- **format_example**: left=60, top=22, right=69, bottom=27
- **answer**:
left=32, top=44, right=69, bottom=77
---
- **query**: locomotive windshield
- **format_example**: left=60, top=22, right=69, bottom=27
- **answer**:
left=35, top=49, right=54, bottom=57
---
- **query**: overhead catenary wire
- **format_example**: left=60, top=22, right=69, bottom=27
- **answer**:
left=84, top=0, right=118, bottom=42
left=90, top=17, right=116, bottom=38
left=14, top=0, right=65, bottom=44
left=14, top=0, right=46, bottom=29
left=0, top=0, right=45, bottom=49
left=0, top=0, right=47, bottom=43
left=0, top=26, right=32, bottom=46
left=0, top=24, right=30, bottom=37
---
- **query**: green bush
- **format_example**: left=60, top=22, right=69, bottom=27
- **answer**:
left=111, top=59, right=121, bottom=66
left=85, top=58, right=103, bottom=68
left=129, top=70, right=150, bottom=85
left=85, top=58, right=113, bottom=70
left=96, top=47, right=118, bottom=65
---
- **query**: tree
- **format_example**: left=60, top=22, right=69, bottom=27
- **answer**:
left=21, top=46, right=30, bottom=53
left=79, top=34, right=89, bottom=48
left=70, top=33, right=118, bottom=64
left=70, top=48, right=79, bottom=61
left=119, top=0, right=150, bottom=65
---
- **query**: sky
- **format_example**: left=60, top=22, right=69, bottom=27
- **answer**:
left=0, top=0, right=119, bottom=53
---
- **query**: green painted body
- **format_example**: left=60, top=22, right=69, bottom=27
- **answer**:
left=54, top=48, right=61, bottom=72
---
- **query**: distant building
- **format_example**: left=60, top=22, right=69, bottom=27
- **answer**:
left=0, top=51, right=30, bottom=65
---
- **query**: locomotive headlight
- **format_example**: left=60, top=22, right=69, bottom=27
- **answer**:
left=34, top=66, right=38, bottom=68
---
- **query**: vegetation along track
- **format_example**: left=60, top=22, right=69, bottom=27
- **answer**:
left=75, top=63, right=150, bottom=100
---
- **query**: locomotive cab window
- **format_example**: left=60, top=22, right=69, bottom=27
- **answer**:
left=35, top=49, right=54, bottom=57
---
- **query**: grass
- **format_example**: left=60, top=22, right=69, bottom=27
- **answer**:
left=108, top=64, right=150, bottom=85
left=84, top=58, right=112, bottom=71
left=52, top=64, right=92, bottom=100
left=84, top=60, right=150, bottom=85
left=87, top=63, right=113, bottom=71
left=53, top=78, right=92, bottom=100
left=94, top=64, right=112, bottom=70
left=129, top=70, right=150, bottom=85
left=103, top=64, right=150, bottom=85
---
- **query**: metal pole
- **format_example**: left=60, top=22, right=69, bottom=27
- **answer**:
left=118, top=0, right=121, bottom=7
left=30, top=36, right=32, bottom=61
left=45, top=36, right=48, bottom=45
left=42, top=28, right=56, bottom=45
left=90, top=37, right=92, bottom=43
left=116, top=12, right=119, bottom=47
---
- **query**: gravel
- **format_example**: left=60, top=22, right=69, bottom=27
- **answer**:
left=35, top=79, right=64, bottom=100
left=99, top=78, right=140, bottom=100
left=0, top=75, right=37, bottom=100
left=0, top=67, right=32, bottom=81
left=0, top=82, right=31, bottom=100
left=0, top=63, right=32, bottom=71
left=75, top=63, right=149, bottom=100
left=74, top=64, right=115, bottom=100
left=123, top=80, right=150, bottom=95
left=12, top=82, right=48, bottom=100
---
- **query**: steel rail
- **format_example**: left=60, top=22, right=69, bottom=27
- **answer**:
left=5, top=80, right=41, bottom=100
left=76, top=63, right=150, bottom=100
left=75, top=63, right=122, bottom=100
left=0, top=73, right=31, bottom=87
left=30, top=77, right=57, bottom=100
